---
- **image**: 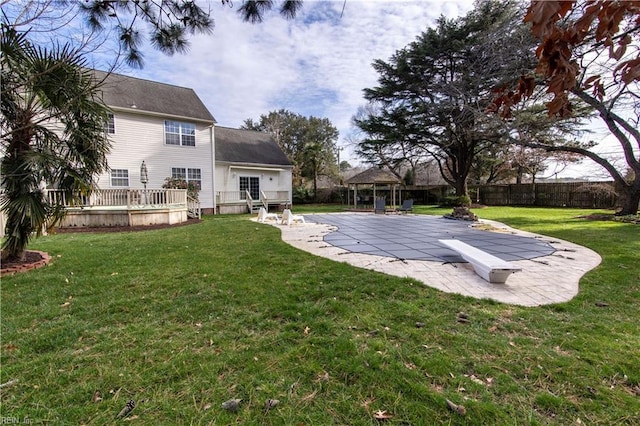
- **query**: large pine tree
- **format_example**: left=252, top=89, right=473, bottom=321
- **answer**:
left=355, top=0, right=537, bottom=198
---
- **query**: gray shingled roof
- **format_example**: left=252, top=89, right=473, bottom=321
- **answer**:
left=93, top=70, right=215, bottom=123
left=215, top=127, right=292, bottom=166
left=345, top=167, right=401, bottom=184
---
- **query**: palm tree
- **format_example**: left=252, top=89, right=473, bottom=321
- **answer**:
left=1, top=25, right=111, bottom=261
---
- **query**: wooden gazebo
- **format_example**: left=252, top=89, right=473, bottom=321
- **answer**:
left=345, top=167, right=401, bottom=209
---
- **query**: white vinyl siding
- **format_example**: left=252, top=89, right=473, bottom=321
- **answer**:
left=165, top=121, right=196, bottom=146
left=110, top=169, right=129, bottom=186
left=96, top=112, right=214, bottom=209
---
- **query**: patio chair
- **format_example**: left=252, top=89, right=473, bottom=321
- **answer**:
left=257, top=207, right=279, bottom=223
left=374, top=197, right=386, bottom=214
left=398, top=199, right=414, bottom=214
left=281, top=208, right=305, bottom=225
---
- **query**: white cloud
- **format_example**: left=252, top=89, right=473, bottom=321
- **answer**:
left=127, top=1, right=475, bottom=163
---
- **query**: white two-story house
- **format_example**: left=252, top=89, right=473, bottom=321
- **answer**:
left=95, top=70, right=216, bottom=213
left=94, top=70, right=292, bottom=215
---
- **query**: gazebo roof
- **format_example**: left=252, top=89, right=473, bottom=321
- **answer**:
left=345, top=167, right=401, bottom=185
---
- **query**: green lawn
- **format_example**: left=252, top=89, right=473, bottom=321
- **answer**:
left=1, top=206, right=639, bottom=425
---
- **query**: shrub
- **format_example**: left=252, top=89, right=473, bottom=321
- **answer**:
left=162, top=177, right=200, bottom=200
left=440, top=195, right=472, bottom=207
left=292, top=186, right=314, bottom=204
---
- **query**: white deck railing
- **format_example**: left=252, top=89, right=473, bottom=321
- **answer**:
left=216, top=190, right=289, bottom=204
left=216, top=190, right=246, bottom=204
left=46, top=188, right=188, bottom=208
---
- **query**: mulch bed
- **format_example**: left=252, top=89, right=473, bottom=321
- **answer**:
left=54, top=218, right=202, bottom=233
left=1, top=219, right=202, bottom=276
left=1, top=250, right=51, bottom=276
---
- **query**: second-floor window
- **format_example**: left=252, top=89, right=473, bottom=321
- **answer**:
left=165, top=121, right=195, bottom=146
left=105, top=113, right=115, bottom=134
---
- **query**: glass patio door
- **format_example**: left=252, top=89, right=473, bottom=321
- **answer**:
left=239, top=176, right=260, bottom=200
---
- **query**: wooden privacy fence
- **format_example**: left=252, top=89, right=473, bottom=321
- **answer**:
left=476, top=182, right=618, bottom=208
left=401, top=181, right=619, bottom=209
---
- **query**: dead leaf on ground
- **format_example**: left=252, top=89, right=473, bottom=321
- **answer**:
left=315, top=371, right=329, bottom=382
left=373, top=409, right=393, bottom=420
left=360, top=397, right=375, bottom=409
left=303, top=326, right=310, bottom=335
left=404, top=362, right=417, bottom=370
left=221, top=398, right=242, bottom=412
left=264, top=398, right=279, bottom=410
left=301, top=390, right=318, bottom=402
left=446, top=399, right=466, bottom=416
left=92, top=390, right=102, bottom=402
left=203, top=403, right=212, bottom=411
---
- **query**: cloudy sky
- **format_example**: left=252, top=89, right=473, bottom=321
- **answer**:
left=99, top=0, right=476, bottom=165
left=11, top=0, right=622, bottom=177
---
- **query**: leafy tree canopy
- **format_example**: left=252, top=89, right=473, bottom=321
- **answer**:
left=492, top=0, right=640, bottom=214
left=1, top=25, right=111, bottom=260
left=242, top=109, right=339, bottom=198
left=355, top=0, right=541, bottom=196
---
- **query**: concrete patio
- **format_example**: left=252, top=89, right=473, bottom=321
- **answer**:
left=257, top=213, right=602, bottom=307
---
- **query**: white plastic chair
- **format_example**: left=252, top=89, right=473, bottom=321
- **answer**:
left=281, top=209, right=305, bottom=226
left=257, top=207, right=279, bottom=222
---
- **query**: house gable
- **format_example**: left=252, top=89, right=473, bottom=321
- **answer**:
left=93, top=70, right=215, bottom=123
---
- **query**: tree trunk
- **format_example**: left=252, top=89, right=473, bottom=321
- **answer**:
left=454, top=177, right=468, bottom=197
left=313, top=169, right=319, bottom=203
left=617, top=177, right=640, bottom=216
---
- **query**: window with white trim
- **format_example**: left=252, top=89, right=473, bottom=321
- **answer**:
left=105, top=113, right=115, bottom=134
left=172, top=167, right=202, bottom=189
left=165, top=121, right=195, bottom=146
left=187, top=168, right=202, bottom=190
left=110, top=169, right=129, bottom=187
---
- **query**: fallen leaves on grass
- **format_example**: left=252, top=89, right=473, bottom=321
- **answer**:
left=360, top=397, right=375, bottom=409
left=264, top=398, right=279, bottom=411
left=464, top=374, right=493, bottom=386
left=456, top=312, right=470, bottom=324
left=221, top=398, right=242, bottom=412
left=116, top=400, right=136, bottom=419
left=315, top=371, right=329, bottom=382
left=445, top=399, right=466, bottom=416
left=301, top=390, right=318, bottom=402
left=373, top=410, right=393, bottom=420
